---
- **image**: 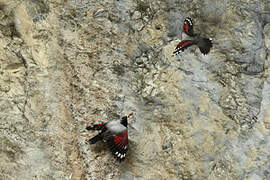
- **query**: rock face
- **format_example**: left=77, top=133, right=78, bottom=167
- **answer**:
left=0, top=0, right=269, bottom=179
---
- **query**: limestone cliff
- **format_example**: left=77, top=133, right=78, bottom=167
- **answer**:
left=0, top=0, right=269, bottom=179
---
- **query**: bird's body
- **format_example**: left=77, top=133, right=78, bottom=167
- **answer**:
left=86, top=113, right=133, bottom=161
left=173, top=17, right=213, bottom=55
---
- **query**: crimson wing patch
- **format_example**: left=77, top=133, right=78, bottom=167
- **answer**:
left=86, top=122, right=105, bottom=131
left=183, top=17, right=195, bottom=37
left=173, top=40, right=194, bottom=55
left=107, top=130, right=128, bottom=161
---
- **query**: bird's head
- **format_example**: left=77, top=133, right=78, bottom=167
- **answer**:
left=121, top=112, right=134, bottom=127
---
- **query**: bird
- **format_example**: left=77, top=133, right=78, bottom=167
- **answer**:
left=86, top=112, right=134, bottom=161
left=173, top=17, right=213, bottom=55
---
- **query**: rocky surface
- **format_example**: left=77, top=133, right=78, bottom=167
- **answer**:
left=0, top=0, right=269, bottom=179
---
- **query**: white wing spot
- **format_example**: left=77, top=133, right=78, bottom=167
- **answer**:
left=124, top=146, right=127, bottom=149
left=118, top=153, right=121, bottom=157
left=174, top=48, right=182, bottom=55
left=121, top=155, right=124, bottom=159
left=115, top=152, right=118, bottom=155
left=185, top=18, right=192, bottom=25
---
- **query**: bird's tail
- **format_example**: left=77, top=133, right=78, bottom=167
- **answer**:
left=88, top=134, right=103, bottom=144
left=198, top=38, right=213, bottom=55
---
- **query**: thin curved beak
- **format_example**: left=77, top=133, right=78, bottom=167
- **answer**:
left=127, top=112, right=134, bottom=118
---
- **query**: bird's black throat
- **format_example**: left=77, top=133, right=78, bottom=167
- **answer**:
left=121, top=116, right=128, bottom=127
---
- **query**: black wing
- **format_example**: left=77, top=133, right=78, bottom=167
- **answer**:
left=183, top=17, right=195, bottom=37
left=173, top=40, right=194, bottom=55
left=105, top=130, right=128, bottom=161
